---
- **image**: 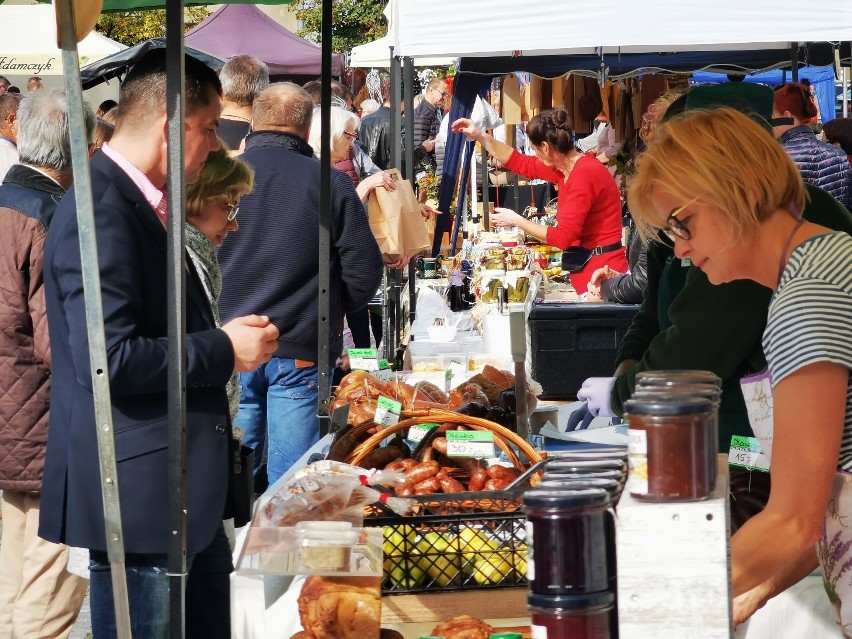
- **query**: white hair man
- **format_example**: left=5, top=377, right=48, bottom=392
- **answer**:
left=0, top=93, right=22, bottom=182
left=217, top=54, right=270, bottom=149
left=0, top=89, right=95, bottom=639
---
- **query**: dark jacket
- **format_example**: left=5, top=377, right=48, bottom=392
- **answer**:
left=217, top=131, right=383, bottom=366
left=0, top=165, right=64, bottom=491
left=601, top=225, right=647, bottom=304
left=359, top=105, right=392, bottom=170
left=781, top=125, right=852, bottom=208
left=413, top=100, right=441, bottom=172
left=40, top=152, right=235, bottom=554
left=613, top=184, right=852, bottom=451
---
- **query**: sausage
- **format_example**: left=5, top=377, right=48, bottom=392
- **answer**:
left=326, top=424, right=358, bottom=462
left=431, top=436, right=448, bottom=455
left=487, top=465, right=520, bottom=482
left=484, top=478, right=511, bottom=491
left=439, top=474, right=465, bottom=493
left=395, top=484, right=415, bottom=496
left=360, top=445, right=403, bottom=470
left=384, top=459, right=407, bottom=472
left=403, top=460, right=440, bottom=486
left=468, top=468, right=488, bottom=491
left=398, top=458, right=417, bottom=472
left=413, top=477, right=441, bottom=494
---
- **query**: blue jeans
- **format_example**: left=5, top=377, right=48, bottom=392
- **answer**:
left=89, top=525, right=232, bottom=639
left=237, top=358, right=320, bottom=486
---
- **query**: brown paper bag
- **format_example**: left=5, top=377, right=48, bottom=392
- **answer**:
left=501, top=73, right=522, bottom=125
left=367, top=169, right=430, bottom=262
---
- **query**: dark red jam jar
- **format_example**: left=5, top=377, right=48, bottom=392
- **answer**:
left=528, top=591, right=615, bottom=639
left=521, top=488, right=613, bottom=595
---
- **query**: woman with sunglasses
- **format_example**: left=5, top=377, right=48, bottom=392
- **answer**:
left=772, top=83, right=852, bottom=209
left=186, top=139, right=255, bottom=419
left=453, top=108, right=627, bottom=293
left=628, top=106, right=852, bottom=630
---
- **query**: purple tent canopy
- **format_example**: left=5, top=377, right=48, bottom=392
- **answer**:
left=185, top=4, right=344, bottom=76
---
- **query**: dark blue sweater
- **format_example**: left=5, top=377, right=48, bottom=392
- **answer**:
left=217, top=131, right=383, bottom=365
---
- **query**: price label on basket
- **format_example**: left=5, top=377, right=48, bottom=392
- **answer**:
left=446, top=430, right=495, bottom=459
left=374, top=396, right=402, bottom=427
left=349, top=348, right=379, bottom=371
left=728, top=435, right=770, bottom=472
left=407, top=422, right=440, bottom=443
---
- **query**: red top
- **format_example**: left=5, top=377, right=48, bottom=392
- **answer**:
left=505, top=150, right=627, bottom=293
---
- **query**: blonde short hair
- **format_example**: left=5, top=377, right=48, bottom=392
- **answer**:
left=627, top=107, right=806, bottom=243
left=186, top=139, right=254, bottom=219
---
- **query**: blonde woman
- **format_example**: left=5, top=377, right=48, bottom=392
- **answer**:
left=628, top=106, right=852, bottom=630
left=186, top=139, right=255, bottom=419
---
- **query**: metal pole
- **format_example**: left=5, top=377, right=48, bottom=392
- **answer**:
left=480, top=146, right=490, bottom=231
left=385, top=51, right=402, bottom=361
left=318, top=0, right=333, bottom=435
left=791, top=42, right=799, bottom=83
left=165, top=2, right=189, bottom=637
left=54, top=1, right=131, bottom=637
left=402, top=57, right=416, bottom=336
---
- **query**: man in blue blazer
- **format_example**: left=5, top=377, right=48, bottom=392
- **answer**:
left=39, top=51, right=279, bottom=638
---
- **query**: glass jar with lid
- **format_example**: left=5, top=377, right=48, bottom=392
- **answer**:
left=528, top=591, right=615, bottom=639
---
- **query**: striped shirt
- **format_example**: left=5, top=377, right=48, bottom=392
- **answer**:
left=763, top=232, right=852, bottom=470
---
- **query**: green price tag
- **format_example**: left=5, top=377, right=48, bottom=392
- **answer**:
left=446, top=430, right=495, bottom=458
left=407, top=423, right=440, bottom=443
left=728, top=435, right=770, bottom=472
left=374, top=395, right=402, bottom=427
left=349, top=348, right=379, bottom=371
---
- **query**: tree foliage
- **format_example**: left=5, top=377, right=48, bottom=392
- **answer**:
left=95, top=8, right=211, bottom=47
left=292, top=0, right=387, bottom=53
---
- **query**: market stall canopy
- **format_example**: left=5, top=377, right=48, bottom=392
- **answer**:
left=79, top=37, right=224, bottom=90
left=390, top=0, right=852, bottom=58
left=16, top=0, right=294, bottom=9
left=185, top=4, right=344, bottom=76
left=0, top=4, right=125, bottom=77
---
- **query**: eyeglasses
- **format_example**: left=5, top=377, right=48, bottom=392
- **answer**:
left=223, top=202, right=239, bottom=221
left=342, top=130, right=358, bottom=141
left=663, top=199, right=697, bottom=241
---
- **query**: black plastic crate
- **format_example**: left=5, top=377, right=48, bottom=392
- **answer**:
left=365, top=488, right=528, bottom=595
left=529, top=302, right=640, bottom=400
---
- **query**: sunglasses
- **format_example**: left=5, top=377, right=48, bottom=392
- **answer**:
left=223, top=202, right=239, bottom=221
left=663, top=199, right=697, bottom=241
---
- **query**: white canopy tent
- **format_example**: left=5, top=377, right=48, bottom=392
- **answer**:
left=389, top=0, right=852, bottom=58
left=0, top=4, right=125, bottom=78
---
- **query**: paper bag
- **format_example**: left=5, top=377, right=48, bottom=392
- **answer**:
left=501, top=73, right=522, bottom=125
left=367, top=169, right=430, bottom=261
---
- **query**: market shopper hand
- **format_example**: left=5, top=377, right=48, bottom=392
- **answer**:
left=733, top=583, right=773, bottom=628
left=577, top=376, right=616, bottom=417
left=385, top=255, right=411, bottom=270
left=490, top=206, right=524, bottom=229
left=364, top=171, right=397, bottom=193
left=420, top=202, right=440, bottom=219
left=451, top=118, right=484, bottom=142
left=590, top=265, right=620, bottom=286
left=422, top=139, right=436, bottom=152
left=221, top=314, right=280, bottom=373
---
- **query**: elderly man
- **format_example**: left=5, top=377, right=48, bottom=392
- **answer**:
left=413, top=77, right=448, bottom=176
left=0, top=89, right=94, bottom=639
left=218, top=83, right=383, bottom=488
left=217, top=54, right=269, bottom=150
left=0, top=93, right=22, bottom=181
left=40, top=50, right=279, bottom=637
left=0, top=76, right=9, bottom=95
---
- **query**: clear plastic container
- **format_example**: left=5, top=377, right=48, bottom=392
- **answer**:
left=528, top=591, right=615, bottom=639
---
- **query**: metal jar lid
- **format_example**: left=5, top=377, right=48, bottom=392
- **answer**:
left=522, top=487, right=611, bottom=509
left=624, top=396, right=714, bottom=415
left=527, top=590, right=616, bottom=610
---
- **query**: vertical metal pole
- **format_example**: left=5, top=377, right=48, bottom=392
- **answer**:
left=165, top=2, right=188, bottom=638
left=402, top=57, right=417, bottom=335
left=318, top=0, right=333, bottom=434
left=385, top=51, right=401, bottom=361
left=54, top=2, right=131, bottom=637
left=480, top=145, right=490, bottom=231
left=791, top=42, right=799, bottom=83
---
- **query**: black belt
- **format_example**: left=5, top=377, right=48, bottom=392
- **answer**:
left=589, top=241, right=623, bottom=255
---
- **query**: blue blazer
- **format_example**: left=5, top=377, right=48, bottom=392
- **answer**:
left=39, top=152, right=236, bottom=555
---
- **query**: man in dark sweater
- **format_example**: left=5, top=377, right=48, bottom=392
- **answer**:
left=413, top=77, right=447, bottom=176
left=218, top=82, right=384, bottom=485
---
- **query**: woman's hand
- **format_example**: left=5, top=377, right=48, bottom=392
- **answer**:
left=452, top=118, right=483, bottom=142
left=420, top=203, right=441, bottom=219
left=590, top=265, right=620, bottom=286
left=733, top=582, right=773, bottom=628
left=490, top=206, right=524, bottom=229
left=363, top=171, right=397, bottom=193
left=385, top=255, right=411, bottom=270
left=586, top=281, right=604, bottom=302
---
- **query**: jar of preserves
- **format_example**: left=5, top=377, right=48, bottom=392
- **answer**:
left=528, top=591, right=615, bottom=639
left=521, top=489, right=613, bottom=595
left=624, top=396, right=715, bottom=501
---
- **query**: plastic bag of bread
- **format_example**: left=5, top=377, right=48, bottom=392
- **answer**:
left=431, top=615, right=495, bottom=639
left=298, top=575, right=381, bottom=639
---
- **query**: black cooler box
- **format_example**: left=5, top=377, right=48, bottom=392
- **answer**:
left=529, top=302, right=640, bottom=399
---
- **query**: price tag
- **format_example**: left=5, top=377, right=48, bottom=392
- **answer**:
left=374, top=396, right=402, bottom=427
left=728, top=435, right=770, bottom=472
left=374, top=365, right=397, bottom=382
left=407, top=423, right=440, bottom=443
left=446, top=430, right=495, bottom=459
left=444, top=369, right=452, bottom=392
left=348, top=348, right=379, bottom=371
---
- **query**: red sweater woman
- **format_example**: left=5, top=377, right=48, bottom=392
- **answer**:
left=453, top=108, right=627, bottom=292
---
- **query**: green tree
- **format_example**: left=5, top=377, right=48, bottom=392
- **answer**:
left=292, top=0, right=386, bottom=53
left=95, top=8, right=211, bottom=47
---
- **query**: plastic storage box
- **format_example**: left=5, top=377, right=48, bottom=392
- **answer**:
left=528, top=302, right=640, bottom=399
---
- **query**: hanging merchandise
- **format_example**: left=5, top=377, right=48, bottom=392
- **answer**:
left=502, top=73, right=522, bottom=125
left=551, top=76, right=567, bottom=109
left=526, top=74, right=542, bottom=119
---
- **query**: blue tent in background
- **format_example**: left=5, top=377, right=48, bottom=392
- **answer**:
left=691, top=65, right=837, bottom=123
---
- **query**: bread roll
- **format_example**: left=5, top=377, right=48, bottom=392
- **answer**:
left=298, top=576, right=381, bottom=639
left=432, top=614, right=494, bottom=639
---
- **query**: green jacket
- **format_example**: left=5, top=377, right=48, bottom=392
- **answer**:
left=613, top=184, right=852, bottom=451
